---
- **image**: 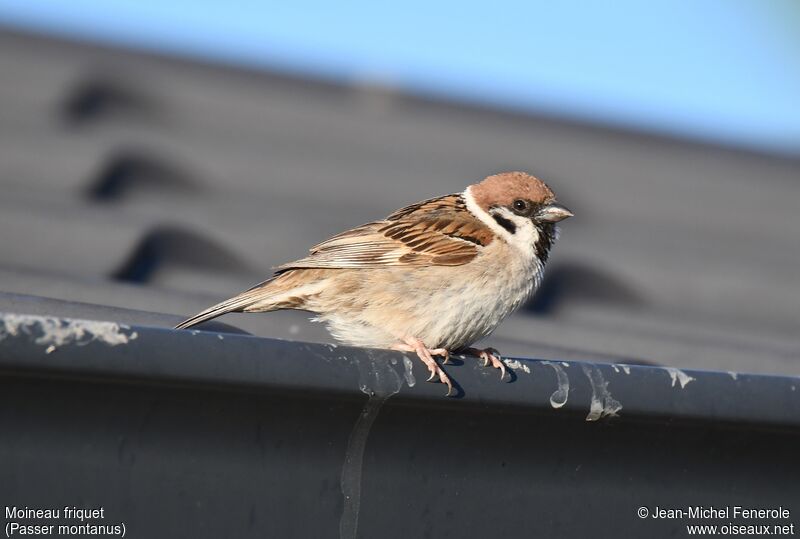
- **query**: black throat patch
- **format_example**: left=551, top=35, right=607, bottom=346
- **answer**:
left=535, top=222, right=556, bottom=263
left=491, top=213, right=517, bottom=234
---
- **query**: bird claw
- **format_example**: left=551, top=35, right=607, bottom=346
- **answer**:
left=393, top=339, right=453, bottom=396
left=425, top=362, right=453, bottom=395
left=467, top=347, right=507, bottom=381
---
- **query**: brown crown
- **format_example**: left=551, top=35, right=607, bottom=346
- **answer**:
left=470, top=171, right=555, bottom=210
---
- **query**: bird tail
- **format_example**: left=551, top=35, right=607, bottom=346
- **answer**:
left=174, top=277, right=282, bottom=330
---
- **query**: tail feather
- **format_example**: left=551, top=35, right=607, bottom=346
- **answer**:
left=174, top=282, right=278, bottom=330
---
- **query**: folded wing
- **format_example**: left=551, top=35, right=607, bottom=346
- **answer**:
left=276, top=194, right=494, bottom=270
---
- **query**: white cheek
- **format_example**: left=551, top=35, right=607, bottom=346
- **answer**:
left=462, top=186, right=544, bottom=259
left=492, top=207, right=539, bottom=256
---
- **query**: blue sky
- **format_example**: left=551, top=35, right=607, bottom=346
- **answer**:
left=2, top=0, right=799, bottom=154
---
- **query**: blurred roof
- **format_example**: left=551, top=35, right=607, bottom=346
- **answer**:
left=1, top=1, right=800, bottom=154
left=0, top=29, right=799, bottom=377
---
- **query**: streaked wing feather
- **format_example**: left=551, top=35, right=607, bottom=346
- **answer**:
left=276, top=194, right=494, bottom=270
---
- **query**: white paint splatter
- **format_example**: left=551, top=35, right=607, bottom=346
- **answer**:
left=341, top=353, right=404, bottom=539
left=217, top=334, right=224, bottom=340
left=621, top=365, right=631, bottom=375
left=402, top=356, right=416, bottom=387
left=0, top=313, right=137, bottom=354
left=561, top=362, right=569, bottom=368
left=664, top=367, right=696, bottom=389
left=340, top=396, right=384, bottom=539
left=581, top=364, right=622, bottom=421
left=611, top=365, right=620, bottom=373
left=542, top=361, right=569, bottom=409
left=727, top=371, right=738, bottom=381
left=502, top=358, right=531, bottom=374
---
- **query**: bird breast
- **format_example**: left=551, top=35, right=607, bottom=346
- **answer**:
left=314, top=239, right=544, bottom=351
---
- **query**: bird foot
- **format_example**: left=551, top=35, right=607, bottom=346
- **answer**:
left=391, top=338, right=453, bottom=396
left=465, top=347, right=507, bottom=380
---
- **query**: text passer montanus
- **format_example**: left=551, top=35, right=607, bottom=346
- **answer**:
left=176, top=171, right=572, bottom=395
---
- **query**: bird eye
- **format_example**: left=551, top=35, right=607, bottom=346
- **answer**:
left=512, top=199, right=528, bottom=213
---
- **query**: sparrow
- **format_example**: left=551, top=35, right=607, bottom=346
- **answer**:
left=175, top=171, right=572, bottom=395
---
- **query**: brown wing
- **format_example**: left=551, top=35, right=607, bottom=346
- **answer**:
left=275, top=194, right=495, bottom=270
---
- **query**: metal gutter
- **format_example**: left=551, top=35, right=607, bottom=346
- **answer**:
left=1, top=312, right=798, bottom=538
left=0, top=312, right=798, bottom=426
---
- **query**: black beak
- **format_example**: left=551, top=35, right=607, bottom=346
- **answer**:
left=537, top=203, right=573, bottom=223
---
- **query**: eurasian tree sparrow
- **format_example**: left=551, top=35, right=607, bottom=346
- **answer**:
left=176, top=171, right=572, bottom=394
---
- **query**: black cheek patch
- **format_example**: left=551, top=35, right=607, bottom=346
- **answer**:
left=492, top=213, right=517, bottom=234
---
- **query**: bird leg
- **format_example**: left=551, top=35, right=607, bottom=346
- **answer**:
left=391, top=337, right=453, bottom=396
left=464, top=347, right=507, bottom=380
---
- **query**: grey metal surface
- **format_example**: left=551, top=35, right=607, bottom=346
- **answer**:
left=1, top=312, right=798, bottom=424
left=0, top=312, right=798, bottom=538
